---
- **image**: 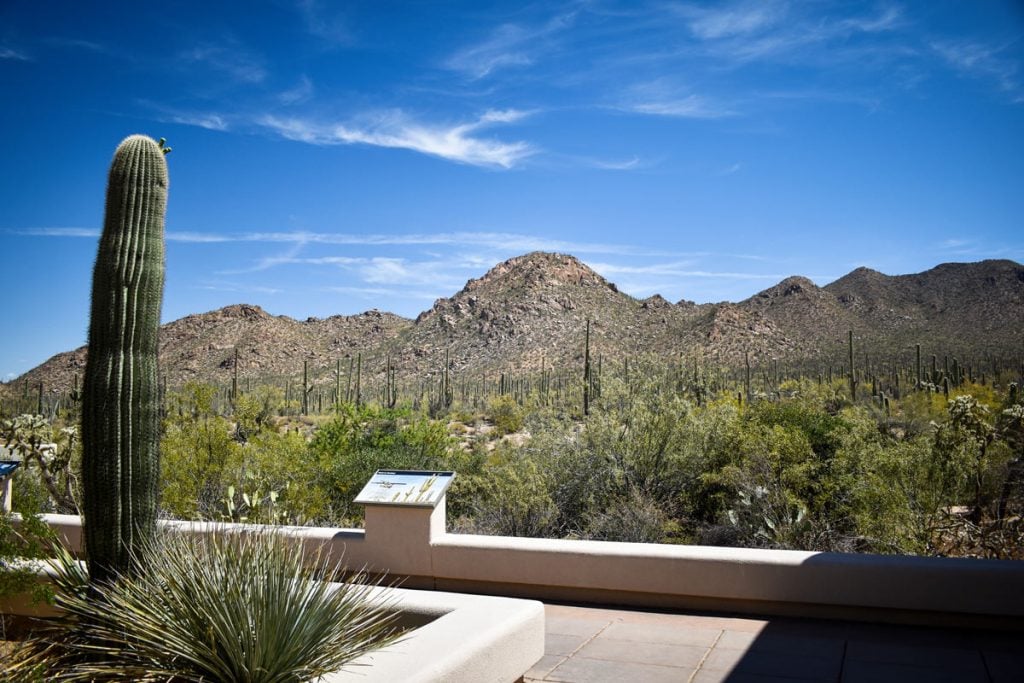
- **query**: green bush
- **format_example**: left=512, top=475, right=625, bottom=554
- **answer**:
left=309, top=403, right=466, bottom=523
left=160, top=384, right=243, bottom=520
left=462, top=449, right=558, bottom=537
left=487, top=395, right=524, bottom=436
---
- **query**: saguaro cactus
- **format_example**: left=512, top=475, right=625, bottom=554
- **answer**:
left=81, top=135, right=168, bottom=583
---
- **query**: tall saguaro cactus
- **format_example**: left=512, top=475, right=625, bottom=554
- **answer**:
left=82, top=135, right=168, bottom=584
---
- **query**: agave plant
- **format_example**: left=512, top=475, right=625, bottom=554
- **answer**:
left=7, top=529, right=400, bottom=682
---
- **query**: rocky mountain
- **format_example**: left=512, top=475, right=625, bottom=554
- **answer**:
left=8, top=253, right=1024, bottom=394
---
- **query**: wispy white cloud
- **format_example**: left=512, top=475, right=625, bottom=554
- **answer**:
left=629, top=94, right=735, bottom=118
left=259, top=109, right=536, bottom=168
left=934, top=238, right=1024, bottom=259
left=0, top=46, right=30, bottom=61
left=619, top=79, right=736, bottom=118
left=589, top=260, right=783, bottom=280
left=296, top=0, right=352, bottom=45
left=171, top=112, right=230, bottom=131
left=444, top=10, right=578, bottom=79
left=931, top=40, right=1022, bottom=102
left=195, top=280, right=282, bottom=295
left=136, top=100, right=233, bottom=132
left=445, top=24, right=535, bottom=79
left=679, top=1, right=783, bottom=41
left=43, top=37, right=108, bottom=53
left=837, top=6, right=903, bottom=33
left=589, top=156, right=642, bottom=171
left=672, top=1, right=904, bottom=65
left=179, top=42, right=266, bottom=84
left=16, top=227, right=100, bottom=238
left=217, top=239, right=308, bottom=275
left=12, top=231, right=675, bottom=260
left=323, top=285, right=441, bottom=301
left=279, top=75, right=314, bottom=105
left=358, top=257, right=463, bottom=288
left=716, top=162, right=742, bottom=176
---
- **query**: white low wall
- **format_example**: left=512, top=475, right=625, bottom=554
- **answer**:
left=34, top=499, right=1024, bottom=625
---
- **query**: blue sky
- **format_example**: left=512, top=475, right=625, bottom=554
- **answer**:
left=1, top=1, right=1022, bottom=380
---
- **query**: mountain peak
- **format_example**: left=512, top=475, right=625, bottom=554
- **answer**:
left=466, top=251, right=613, bottom=293
left=215, top=304, right=272, bottom=320
left=753, top=276, right=821, bottom=301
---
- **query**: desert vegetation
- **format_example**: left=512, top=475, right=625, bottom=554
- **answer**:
left=5, top=352, right=1021, bottom=560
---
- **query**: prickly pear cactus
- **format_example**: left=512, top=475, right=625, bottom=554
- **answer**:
left=81, top=135, right=167, bottom=583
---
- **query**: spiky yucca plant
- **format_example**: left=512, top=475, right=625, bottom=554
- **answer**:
left=6, top=530, right=400, bottom=682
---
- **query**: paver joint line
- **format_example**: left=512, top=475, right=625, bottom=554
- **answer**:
left=687, top=628, right=725, bottom=683
left=539, top=616, right=616, bottom=682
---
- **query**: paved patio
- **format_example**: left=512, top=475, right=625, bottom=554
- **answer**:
left=525, top=603, right=1024, bottom=682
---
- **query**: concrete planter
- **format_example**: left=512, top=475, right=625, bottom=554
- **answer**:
left=0, top=560, right=544, bottom=683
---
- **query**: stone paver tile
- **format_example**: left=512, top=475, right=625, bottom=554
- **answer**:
left=545, top=656, right=693, bottom=683
left=739, top=633, right=845, bottom=660
left=681, top=616, right=769, bottom=633
left=701, top=646, right=748, bottom=671
left=692, top=670, right=834, bottom=683
left=599, top=620, right=722, bottom=647
left=613, top=611, right=768, bottom=632
left=545, top=632, right=592, bottom=657
left=717, top=629, right=760, bottom=650
left=842, top=659, right=988, bottom=683
left=576, top=637, right=709, bottom=669
left=845, top=640, right=986, bottom=672
left=701, top=648, right=840, bottom=680
left=524, top=654, right=565, bottom=681
left=544, top=604, right=629, bottom=622
left=983, top=650, right=1024, bottom=683
left=545, top=615, right=609, bottom=638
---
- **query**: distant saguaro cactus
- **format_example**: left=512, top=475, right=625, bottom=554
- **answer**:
left=81, top=135, right=168, bottom=584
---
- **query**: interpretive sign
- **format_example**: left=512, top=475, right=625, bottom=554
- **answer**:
left=354, top=470, right=455, bottom=507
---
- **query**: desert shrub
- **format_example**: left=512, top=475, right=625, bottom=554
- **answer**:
left=160, top=385, right=243, bottom=520
left=6, top=528, right=400, bottom=681
left=232, top=384, right=287, bottom=442
left=308, top=403, right=467, bottom=523
left=487, top=394, right=524, bottom=436
left=584, top=487, right=681, bottom=543
left=1, top=486, right=58, bottom=615
left=229, top=428, right=325, bottom=524
left=1, top=413, right=80, bottom=514
left=525, top=422, right=612, bottom=536
left=463, top=448, right=557, bottom=537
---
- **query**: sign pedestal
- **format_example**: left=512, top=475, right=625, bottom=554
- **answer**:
left=354, top=470, right=455, bottom=587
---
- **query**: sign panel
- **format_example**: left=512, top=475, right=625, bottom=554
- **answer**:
left=354, top=470, right=455, bottom=507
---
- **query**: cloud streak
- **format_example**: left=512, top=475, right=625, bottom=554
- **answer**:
left=671, top=1, right=904, bottom=65
left=179, top=42, right=266, bottom=84
left=589, top=260, right=785, bottom=280
left=296, top=0, right=352, bottom=45
left=444, top=10, right=578, bottom=79
left=259, top=109, right=536, bottom=168
left=617, top=79, right=736, bottom=118
left=14, top=227, right=677, bottom=258
left=932, top=40, right=1023, bottom=102
left=0, top=46, right=30, bottom=61
left=279, top=75, right=314, bottom=105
